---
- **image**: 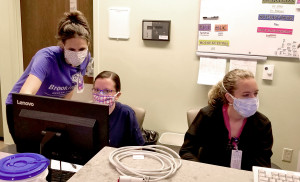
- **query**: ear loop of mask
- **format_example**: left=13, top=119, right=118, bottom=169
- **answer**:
left=221, top=81, right=234, bottom=105
left=107, top=92, right=119, bottom=107
left=113, top=92, right=119, bottom=99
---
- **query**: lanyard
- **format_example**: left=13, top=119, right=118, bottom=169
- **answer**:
left=222, top=105, right=247, bottom=150
left=230, top=137, right=240, bottom=150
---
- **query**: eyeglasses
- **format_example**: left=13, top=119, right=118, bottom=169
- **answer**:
left=92, top=88, right=116, bottom=95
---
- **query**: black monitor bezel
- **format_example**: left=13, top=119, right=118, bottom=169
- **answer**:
left=12, top=93, right=109, bottom=165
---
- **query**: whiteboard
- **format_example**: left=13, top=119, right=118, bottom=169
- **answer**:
left=197, top=0, right=300, bottom=59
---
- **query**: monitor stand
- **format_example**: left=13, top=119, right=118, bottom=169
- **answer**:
left=40, top=130, right=61, bottom=155
left=39, top=130, right=65, bottom=162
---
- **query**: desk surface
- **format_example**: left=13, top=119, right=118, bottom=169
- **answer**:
left=0, top=152, right=12, bottom=159
left=69, top=146, right=253, bottom=182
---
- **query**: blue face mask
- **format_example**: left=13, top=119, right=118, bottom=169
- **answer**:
left=228, top=93, right=259, bottom=118
left=222, top=81, right=259, bottom=118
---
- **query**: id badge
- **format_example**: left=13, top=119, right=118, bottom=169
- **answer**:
left=230, top=150, right=242, bottom=169
left=77, top=73, right=84, bottom=93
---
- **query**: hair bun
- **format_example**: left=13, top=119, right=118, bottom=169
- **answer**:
left=56, top=10, right=91, bottom=43
left=66, top=11, right=82, bottom=24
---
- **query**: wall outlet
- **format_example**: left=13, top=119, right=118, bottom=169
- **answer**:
left=282, top=148, right=293, bottom=162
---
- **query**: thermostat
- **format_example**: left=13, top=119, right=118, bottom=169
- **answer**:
left=142, top=20, right=171, bottom=41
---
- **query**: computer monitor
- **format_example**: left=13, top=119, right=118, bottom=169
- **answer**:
left=12, top=93, right=109, bottom=165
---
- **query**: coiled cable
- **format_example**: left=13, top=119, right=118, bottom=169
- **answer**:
left=109, top=145, right=182, bottom=182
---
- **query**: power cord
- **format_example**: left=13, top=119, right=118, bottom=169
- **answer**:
left=59, top=160, right=62, bottom=182
left=109, top=145, right=182, bottom=182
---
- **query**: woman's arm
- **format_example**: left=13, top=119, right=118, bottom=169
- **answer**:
left=179, top=132, right=201, bottom=162
left=19, top=74, right=42, bottom=95
left=253, top=121, right=273, bottom=167
left=179, top=109, right=206, bottom=162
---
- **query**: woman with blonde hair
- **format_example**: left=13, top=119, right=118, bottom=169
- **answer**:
left=180, top=69, right=273, bottom=171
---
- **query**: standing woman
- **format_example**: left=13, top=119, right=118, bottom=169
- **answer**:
left=6, top=11, right=92, bottom=141
left=179, top=69, right=273, bottom=171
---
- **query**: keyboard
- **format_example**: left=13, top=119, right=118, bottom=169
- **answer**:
left=48, top=169, right=76, bottom=182
left=253, top=166, right=300, bottom=182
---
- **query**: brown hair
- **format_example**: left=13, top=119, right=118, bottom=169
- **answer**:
left=208, top=69, right=254, bottom=107
left=56, top=11, right=91, bottom=44
left=94, top=71, right=121, bottom=92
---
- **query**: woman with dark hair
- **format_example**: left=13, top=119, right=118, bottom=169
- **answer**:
left=6, top=11, right=92, bottom=141
left=180, top=69, right=273, bottom=171
left=93, top=71, right=145, bottom=147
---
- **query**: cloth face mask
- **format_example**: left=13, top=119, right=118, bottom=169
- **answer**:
left=93, top=92, right=119, bottom=107
left=64, top=49, right=88, bottom=67
left=229, top=93, right=259, bottom=118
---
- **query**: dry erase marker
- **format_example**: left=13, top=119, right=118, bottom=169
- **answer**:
left=203, top=16, right=219, bottom=19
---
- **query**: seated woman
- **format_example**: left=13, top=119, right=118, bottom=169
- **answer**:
left=92, top=71, right=145, bottom=147
left=179, top=69, right=273, bottom=171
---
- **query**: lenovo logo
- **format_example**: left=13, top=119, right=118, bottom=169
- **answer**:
left=17, top=100, right=34, bottom=106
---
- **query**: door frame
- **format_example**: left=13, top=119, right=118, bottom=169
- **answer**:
left=93, top=0, right=100, bottom=77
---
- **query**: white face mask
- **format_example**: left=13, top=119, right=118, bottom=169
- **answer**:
left=64, top=49, right=88, bottom=67
left=228, top=93, right=259, bottom=118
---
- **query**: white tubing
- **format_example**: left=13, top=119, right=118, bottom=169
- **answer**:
left=109, top=145, right=182, bottom=182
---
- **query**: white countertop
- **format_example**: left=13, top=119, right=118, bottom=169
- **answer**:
left=0, top=152, right=12, bottom=159
left=69, top=146, right=253, bottom=182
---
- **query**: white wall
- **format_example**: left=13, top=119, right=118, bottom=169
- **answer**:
left=0, top=0, right=23, bottom=144
left=94, top=0, right=300, bottom=171
left=94, top=0, right=207, bottom=133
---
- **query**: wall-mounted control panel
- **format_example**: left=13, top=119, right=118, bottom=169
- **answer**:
left=142, top=20, right=171, bottom=41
